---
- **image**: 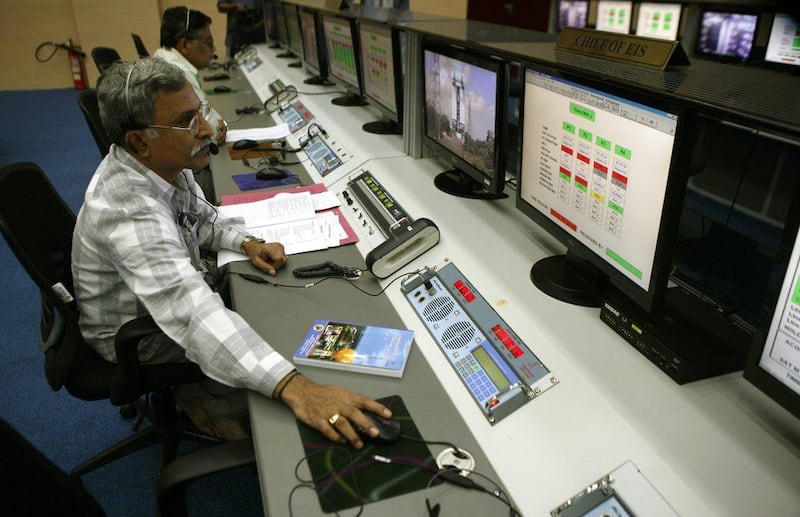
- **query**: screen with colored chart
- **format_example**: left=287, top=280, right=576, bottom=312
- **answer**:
left=635, top=2, right=681, bottom=40
left=322, top=14, right=360, bottom=90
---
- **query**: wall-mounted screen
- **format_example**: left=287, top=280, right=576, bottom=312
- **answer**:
left=596, top=1, right=633, bottom=34
left=696, top=10, right=758, bottom=61
left=635, top=2, right=682, bottom=40
left=558, top=0, right=589, bottom=30
left=764, top=13, right=800, bottom=68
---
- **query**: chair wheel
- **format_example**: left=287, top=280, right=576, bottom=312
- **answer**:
left=119, top=404, right=137, bottom=419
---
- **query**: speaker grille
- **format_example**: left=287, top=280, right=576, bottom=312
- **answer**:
left=423, top=296, right=455, bottom=322
left=441, top=321, right=476, bottom=350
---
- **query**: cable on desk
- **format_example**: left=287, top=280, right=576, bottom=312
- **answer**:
left=228, top=267, right=417, bottom=297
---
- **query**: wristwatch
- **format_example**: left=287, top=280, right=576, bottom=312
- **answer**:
left=240, top=235, right=265, bottom=254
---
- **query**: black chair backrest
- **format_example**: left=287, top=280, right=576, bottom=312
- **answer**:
left=0, top=163, right=114, bottom=398
left=77, top=88, right=113, bottom=158
left=91, top=46, right=121, bottom=74
left=131, top=33, right=149, bottom=58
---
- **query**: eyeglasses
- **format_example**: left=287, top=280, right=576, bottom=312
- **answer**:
left=147, top=102, right=210, bottom=136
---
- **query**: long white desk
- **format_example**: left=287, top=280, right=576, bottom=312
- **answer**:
left=209, top=45, right=800, bottom=516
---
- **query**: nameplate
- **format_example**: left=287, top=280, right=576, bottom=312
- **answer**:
left=556, top=28, right=689, bottom=70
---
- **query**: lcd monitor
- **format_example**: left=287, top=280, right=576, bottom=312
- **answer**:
left=422, top=39, right=508, bottom=199
left=558, top=0, right=589, bottom=30
left=283, top=3, right=303, bottom=65
left=516, top=64, right=693, bottom=310
left=321, top=13, right=367, bottom=106
left=358, top=20, right=403, bottom=135
left=744, top=223, right=800, bottom=419
left=264, top=0, right=278, bottom=41
left=274, top=2, right=289, bottom=49
left=695, top=10, right=758, bottom=61
left=596, top=1, right=633, bottom=34
left=299, top=7, right=332, bottom=85
left=635, top=2, right=682, bottom=40
left=764, top=13, right=800, bottom=68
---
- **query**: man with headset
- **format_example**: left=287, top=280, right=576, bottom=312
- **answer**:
left=153, top=6, right=225, bottom=201
left=72, top=57, right=390, bottom=444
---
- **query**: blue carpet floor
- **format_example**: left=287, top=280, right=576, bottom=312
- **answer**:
left=0, top=88, right=262, bottom=516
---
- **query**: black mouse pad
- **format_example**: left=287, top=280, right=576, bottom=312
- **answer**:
left=295, top=394, right=439, bottom=513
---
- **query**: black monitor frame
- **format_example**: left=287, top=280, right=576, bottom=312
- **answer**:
left=357, top=19, right=404, bottom=135
left=298, top=6, right=333, bottom=85
left=421, top=38, right=508, bottom=200
left=274, top=2, right=290, bottom=50
left=320, top=12, right=367, bottom=106
left=557, top=0, right=589, bottom=30
left=283, top=2, right=304, bottom=65
left=694, top=8, right=760, bottom=63
left=633, top=2, right=684, bottom=41
left=515, top=61, right=695, bottom=312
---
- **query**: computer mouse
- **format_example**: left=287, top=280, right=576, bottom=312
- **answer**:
left=255, top=167, right=289, bottom=181
left=358, top=412, right=402, bottom=445
left=213, top=85, right=232, bottom=93
left=232, top=139, right=259, bottom=150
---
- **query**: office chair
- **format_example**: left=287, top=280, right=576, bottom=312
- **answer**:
left=132, top=33, right=149, bottom=58
left=91, top=46, right=121, bottom=74
left=77, top=88, right=113, bottom=158
left=0, top=162, right=253, bottom=482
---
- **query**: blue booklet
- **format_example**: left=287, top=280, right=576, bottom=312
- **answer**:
left=293, top=320, right=414, bottom=378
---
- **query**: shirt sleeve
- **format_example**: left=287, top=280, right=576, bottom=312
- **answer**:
left=97, top=193, right=293, bottom=396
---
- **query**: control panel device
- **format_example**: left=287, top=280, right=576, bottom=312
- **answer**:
left=401, top=260, right=557, bottom=424
left=278, top=101, right=314, bottom=133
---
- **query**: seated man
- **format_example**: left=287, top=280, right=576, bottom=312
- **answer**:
left=153, top=6, right=225, bottom=201
left=72, top=57, right=390, bottom=445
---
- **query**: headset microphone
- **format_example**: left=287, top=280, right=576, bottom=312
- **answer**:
left=208, top=142, right=219, bottom=155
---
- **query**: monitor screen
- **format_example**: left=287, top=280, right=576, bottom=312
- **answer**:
left=321, top=14, right=366, bottom=105
left=358, top=20, right=403, bottom=134
left=275, top=2, right=289, bottom=47
left=765, top=13, right=800, bottom=68
left=558, top=0, right=588, bottom=30
left=284, top=3, right=303, bottom=57
left=300, top=8, right=321, bottom=73
left=422, top=40, right=507, bottom=199
left=635, top=2, right=682, bottom=40
left=744, top=223, right=800, bottom=419
left=696, top=11, right=758, bottom=61
left=596, top=1, right=633, bottom=34
left=517, top=64, right=692, bottom=310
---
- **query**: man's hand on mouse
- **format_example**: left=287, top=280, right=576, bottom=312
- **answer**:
left=278, top=374, right=392, bottom=449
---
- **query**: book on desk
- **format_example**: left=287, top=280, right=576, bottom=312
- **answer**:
left=293, top=319, right=414, bottom=378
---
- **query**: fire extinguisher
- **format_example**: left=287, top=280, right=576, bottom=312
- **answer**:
left=36, top=39, right=89, bottom=89
left=67, top=38, right=88, bottom=90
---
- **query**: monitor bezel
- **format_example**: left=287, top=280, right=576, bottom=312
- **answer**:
left=320, top=12, right=365, bottom=98
left=357, top=19, right=404, bottom=128
left=421, top=38, right=509, bottom=199
left=744, top=331, right=800, bottom=420
left=557, top=0, right=589, bottom=31
left=515, top=61, right=695, bottom=312
left=284, top=2, right=304, bottom=58
left=694, top=8, right=760, bottom=63
left=634, top=2, right=683, bottom=41
left=274, top=1, right=290, bottom=48
left=298, top=6, right=325, bottom=78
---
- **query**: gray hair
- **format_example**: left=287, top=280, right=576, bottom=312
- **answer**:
left=97, top=57, right=187, bottom=150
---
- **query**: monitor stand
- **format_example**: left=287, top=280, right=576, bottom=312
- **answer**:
left=332, top=93, right=368, bottom=106
left=363, top=119, right=401, bottom=135
left=268, top=42, right=281, bottom=49
left=276, top=51, right=296, bottom=59
left=529, top=250, right=604, bottom=307
left=434, top=169, right=507, bottom=200
left=304, top=76, right=335, bottom=86
left=288, top=60, right=302, bottom=68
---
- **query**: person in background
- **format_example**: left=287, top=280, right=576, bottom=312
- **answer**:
left=153, top=6, right=226, bottom=201
left=217, top=0, right=266, bottom=57
left=72, top=57, right=391, bottom=444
